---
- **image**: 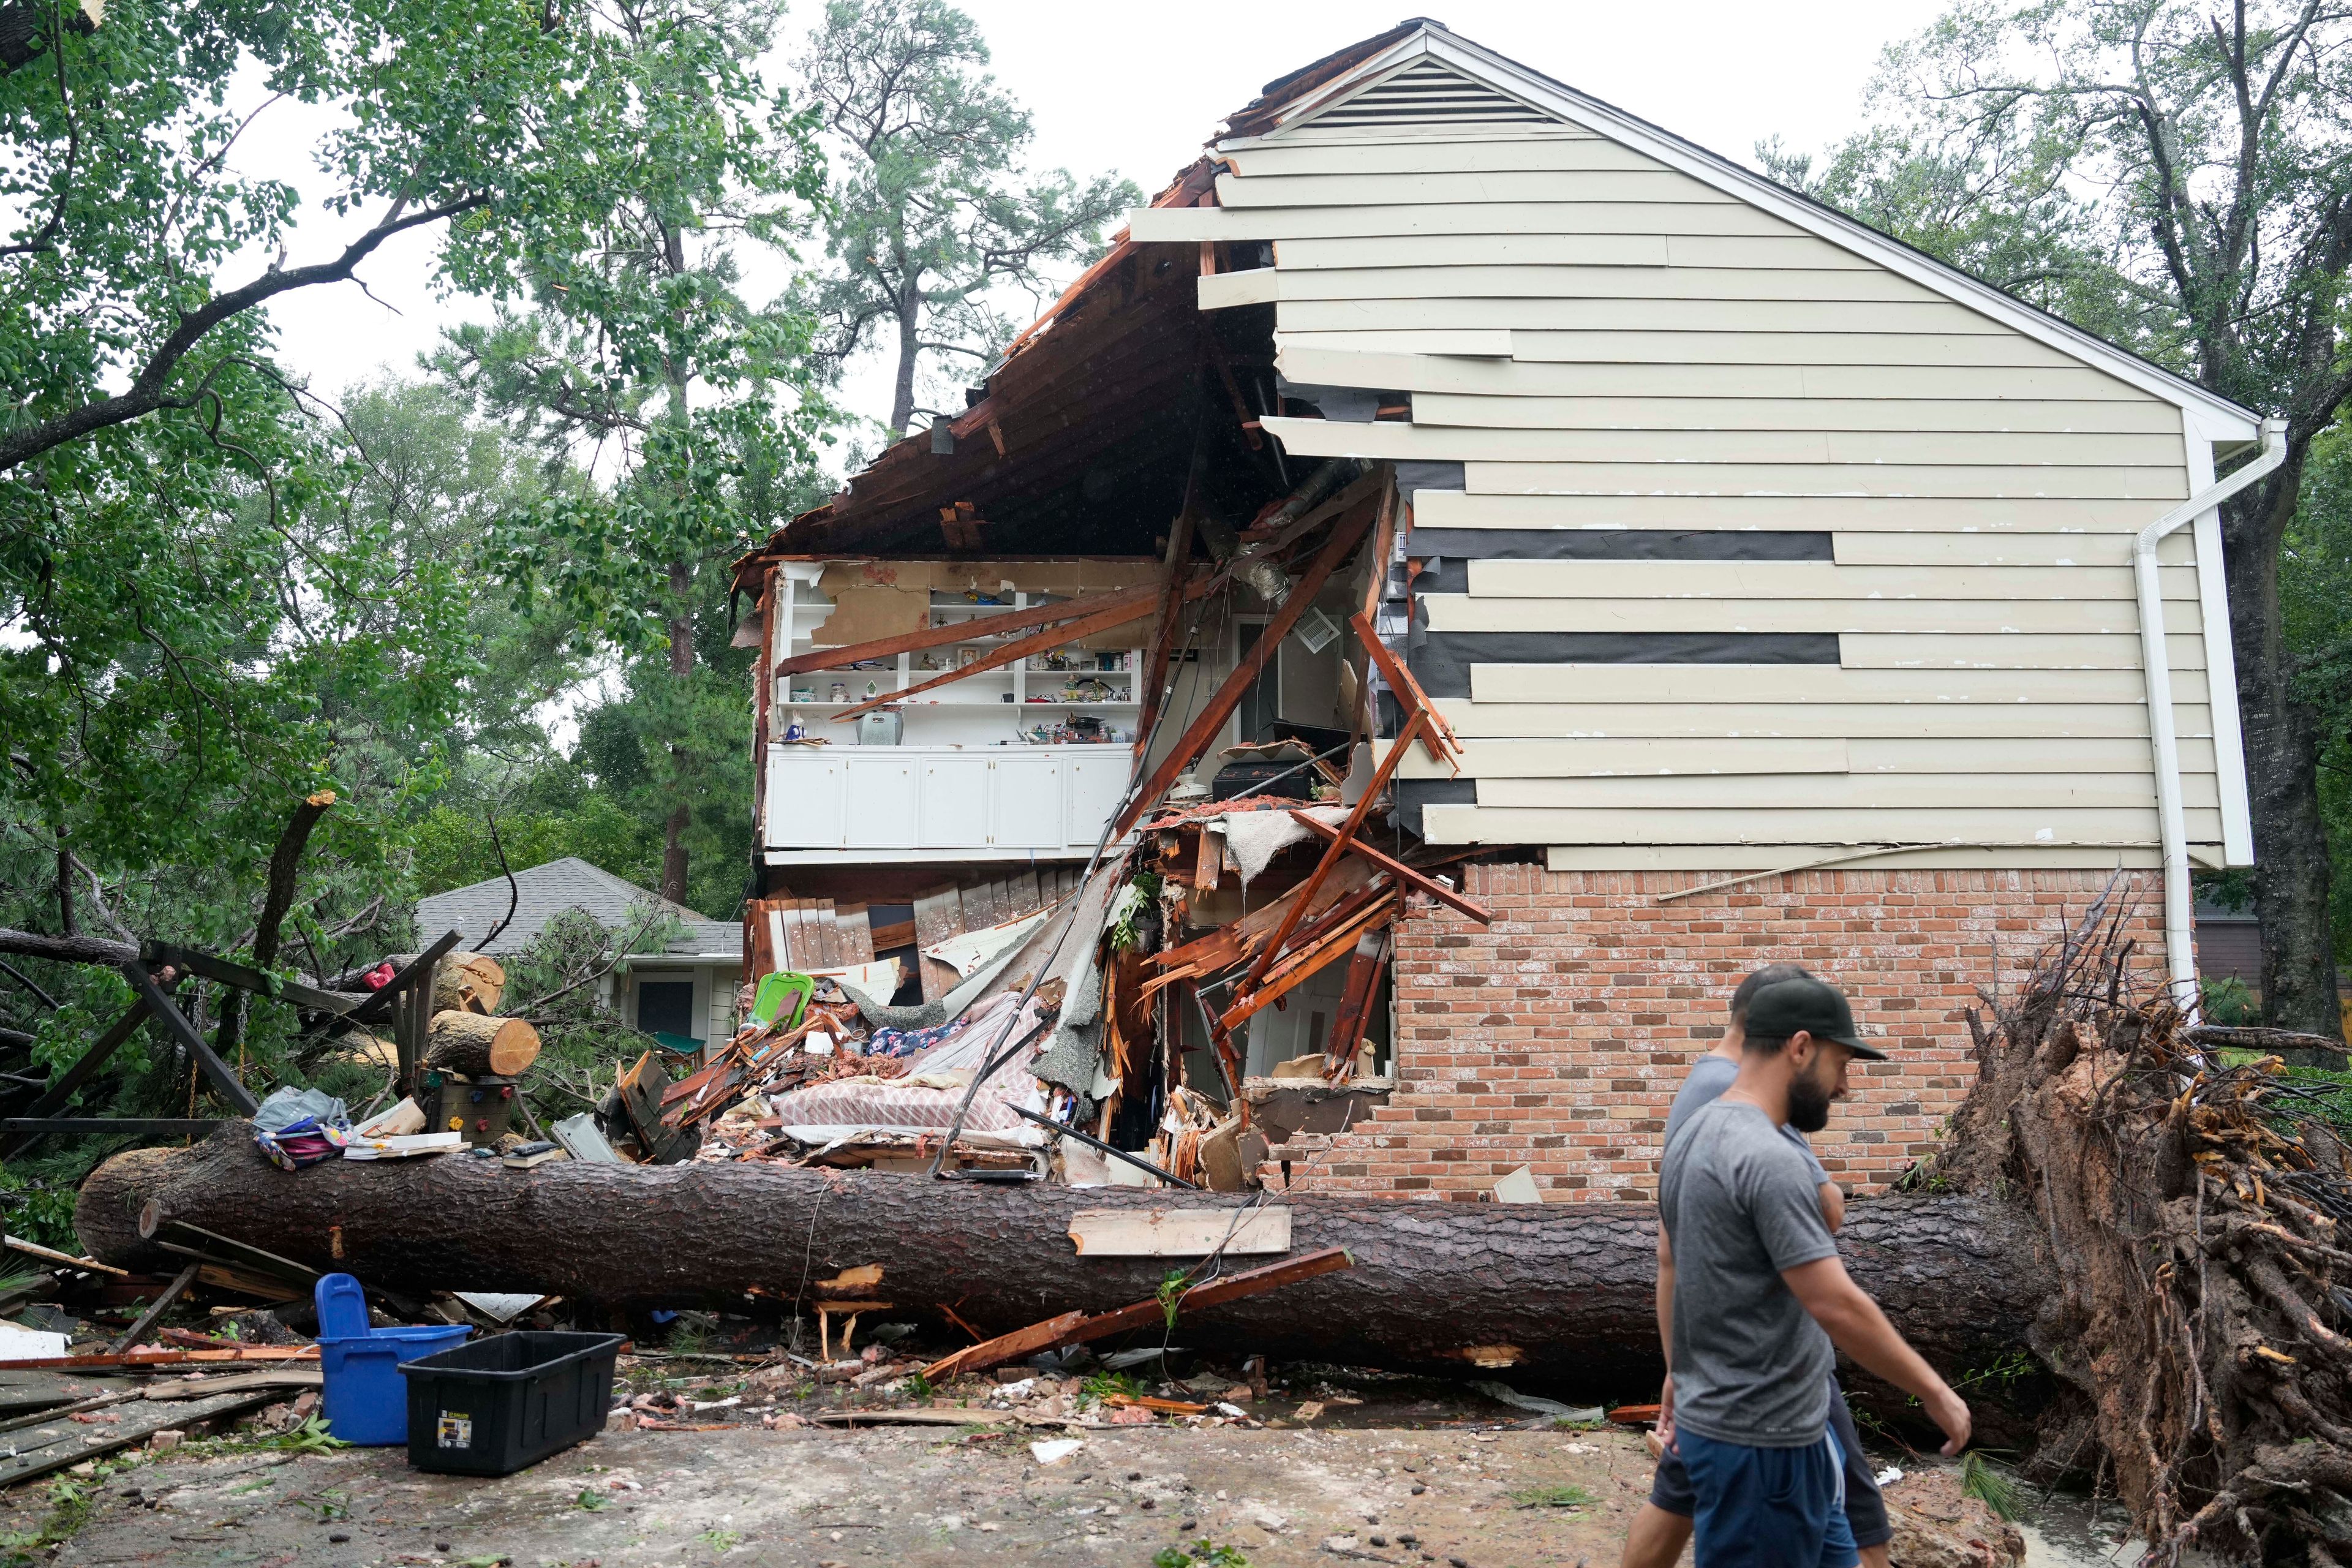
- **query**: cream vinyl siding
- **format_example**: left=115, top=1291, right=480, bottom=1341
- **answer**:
left=1200, top=108, right=2225, bottom=866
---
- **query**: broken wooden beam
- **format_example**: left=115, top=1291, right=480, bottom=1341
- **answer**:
left=771, top=581, right=1165, bottom=681
left=923, top=1248, right=1354, bottom=1382
left=108, top=1262, right=199, bottom=1355
left=1289, top=812, right=1493, bottom=924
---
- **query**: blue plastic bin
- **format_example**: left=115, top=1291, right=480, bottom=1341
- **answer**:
left=313, top=1274, right=471, bottom=1446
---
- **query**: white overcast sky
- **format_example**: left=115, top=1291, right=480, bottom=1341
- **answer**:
left=255, top=1, right=1950, bottom=445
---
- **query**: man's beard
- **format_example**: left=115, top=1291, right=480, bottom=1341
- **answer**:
left=1787, top=1063, right=1834, bottom=1133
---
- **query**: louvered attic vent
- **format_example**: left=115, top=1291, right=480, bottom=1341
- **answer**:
left=1302, top=60, right=1553, bottom=130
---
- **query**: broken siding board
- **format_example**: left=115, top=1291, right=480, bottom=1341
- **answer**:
left=1423, top=597, right=2201, bottom=636
left=1281, top=298, right=2008, bottom=335
left=1271, top=420, right=2190, bottom=468
left=1456, top=560, right=2195, bottom=601
left=1277, top=348, right=2154, bottom=401
left=1417, top=802, right=2218, bottom=845
left=1129, top=200, right=1800, bottom=243
left=1463, top=462, right=2190, bottom=500
left=1833, top=532, right=2195, bottom=568
left=1469, top=663, right=2211, bottom=705
left=1066, top=1207, right=1294, bottom=1257
left=1430, top=699, right=2195, bottom=741
left=1408, top=394, right=2190, bottom=434
left=911, top=886, right=964, bottom=1004
left=1412, top=490, right=2187, bottom=531
left=1475, top=772, right=2212, bottom=812
left=1216, top=169, right=1745, bottom=208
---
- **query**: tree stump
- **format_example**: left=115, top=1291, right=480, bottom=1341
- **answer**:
left=423, top=1011, right=538, bottom=1077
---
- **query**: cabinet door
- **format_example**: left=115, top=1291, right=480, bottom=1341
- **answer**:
left=920, top=755, right=992, bottom=848
left=764, top=750, right=844, bottom=849
left=1062, top=750, right=1131, bottom=847
left=843, top=756, right=919, bottom=849
left=992, top=754, right=1064, bottom=848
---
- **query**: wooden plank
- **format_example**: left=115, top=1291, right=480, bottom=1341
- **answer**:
left=1009, top=871, right=1041, bottom=919
left=1229, top=137, right=1671, bottom=178
left=1423, top=596, right=2203, bottom=636
left=1323, top=929, right=1390, bottom=1079
left=1066, top=1207, right=1293, bottom=1257
left=1274, top=345, right=2149, bottom=402
left=1280, top=296, right=2004, bottom=336
left=109, top=1262, right=200, bottom=1354
left=1464, top=459, right=2185, bottom=500
left=1273, top=263, right=1943, bottom=306
left=1841, top=631, right=2201, bottom=671
left=0, top=1388, right=284, bottom=1490
left=1431, top=699, right=2184, bottom=741
left=922, top=1248, right=1354, bottom=1382
left=1468, top=663, right=2209, bottom=706
left=1477, top=771, right=2206, bottom=812
left=815, top=902, right=841, bottom=969
left=4, top=1236, right=128, bottom=1278
left=0, top=1346, right=318, bottom=1373
left=835, top=905, right=875, bottom=965
left=1222, top=902, right=1398, bottom=1031
left=1835, top=532, right=2193, bottom=568
left=1414, top=489, right=2176, bottom=530
left=1503, top=328, right=2081, bottom=368
left=1411, top=392, right=2185, bottom=435
left=1288, top=813, right=1496, bottom=921
left=1192, top=827, right=1221, bottom=892
left=1114, top=494, right=1381, bottom=837
left=1313, top=422, right=2186, bottom=467
left=1544, top=842, right=2167, bottom=872
left=1130, top=199, right=1799, bottom=243
left=1388, top=736, right=1848, bottom=779
left=911, top=886, right=964, bottom=1004
left=772, top=581, right=1163, bottom=680
left=1216, top=168, right=1739, bottom=208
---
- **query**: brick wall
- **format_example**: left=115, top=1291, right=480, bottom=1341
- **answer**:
left=1266, top=864, right=2166, bottom=1203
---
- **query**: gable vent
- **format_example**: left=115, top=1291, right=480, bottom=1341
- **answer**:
left=1300, top=59, right=1553, bottom=130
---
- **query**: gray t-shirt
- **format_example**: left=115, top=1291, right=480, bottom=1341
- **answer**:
left=1659, top=1099, right=1839, bottom=1447
left=1664, top=1054, right=1830, bottom=1186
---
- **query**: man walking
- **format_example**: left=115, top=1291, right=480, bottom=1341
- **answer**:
left=1622, top=966, right=1888, bottom=1568
left=1653, top=974, right=1970, bottom=1568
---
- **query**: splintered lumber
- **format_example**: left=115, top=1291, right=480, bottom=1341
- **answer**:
left=74, top=1126, right=2049, bottom=1402
left=0, top=1387, right=286, bottom=1489
left=109, top=1262, right=200, bottom=1354
left=923, top=1248, right=1354, bottom=1381
left=772, top=581, right=1164, bottom=682
left=432, top=952, right=507, bottom=1014
left=1289, top=812, right=1493, bottom=924
left=424, top=1009, right=540, bottom=1077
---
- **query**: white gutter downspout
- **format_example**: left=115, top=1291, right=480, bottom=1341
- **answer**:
left=2139, top=417, right=2288, bottom=1009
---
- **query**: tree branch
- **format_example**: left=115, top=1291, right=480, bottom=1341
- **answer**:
left=0, top=194, right=485, bottom=474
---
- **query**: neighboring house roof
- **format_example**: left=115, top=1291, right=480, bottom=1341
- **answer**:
left=1208, top=21, right=2261, bottom=442
left=415, top=858, right=744, bottom=963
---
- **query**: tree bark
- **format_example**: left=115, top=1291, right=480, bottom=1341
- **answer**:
left=889, top=281, right=921, bottom=435
left=75, top=1126, right=2050, bottom=1425
left=2225, top=466, right=2346, bottom=1046
left=429, top=952, right=505, bottom=1015
left=216, top=790, right=337, bottom=1065
left=662, top=556, right=694, bottom=908
left=422, top=1011, right=539, bottom=1078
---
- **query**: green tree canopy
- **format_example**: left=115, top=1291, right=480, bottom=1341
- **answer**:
left=797, top=0, right=1139, bottom=434
left=1770, top=0, right=2352, bottom=1036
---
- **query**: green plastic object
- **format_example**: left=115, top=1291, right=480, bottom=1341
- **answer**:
left=748, top=971, right=815, bottom=1033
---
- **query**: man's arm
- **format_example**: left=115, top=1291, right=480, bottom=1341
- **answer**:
left=1656, top=1224, right=1676, bottom=1438
left=1817, top=1181, right=1845, bottom=1233
left=1781, top=1254, right=1970, bottom=1455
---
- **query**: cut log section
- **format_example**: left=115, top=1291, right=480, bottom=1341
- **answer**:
left=423, top=1011, right=538, bottom=1077
left=432, top=952, right=505, bottom=1015
left=74, top=1125, right=2049, bottom=1430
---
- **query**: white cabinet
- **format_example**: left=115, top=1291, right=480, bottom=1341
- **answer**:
left=1064, top=753, right=1128, bottom=840
left=765, top=752, right=844, bottom=848
left=766, top=744, right=1136, bottom=862
left=993, top=755, right=1063, bottom=847
left=921, top=756, right=992, bottom=847
left=844, top=756, right=918, bottom=849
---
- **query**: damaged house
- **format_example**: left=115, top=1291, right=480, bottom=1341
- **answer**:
left=718, top=20, right=2269, bottom=1201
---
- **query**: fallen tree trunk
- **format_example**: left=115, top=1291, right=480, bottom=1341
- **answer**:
left=75, top=1125, right=2047, bottom=1419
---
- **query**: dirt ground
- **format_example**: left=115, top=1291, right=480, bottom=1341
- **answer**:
left=10, top=1420, right=1665, bottom=1568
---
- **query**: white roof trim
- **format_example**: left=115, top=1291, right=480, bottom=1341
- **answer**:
left=1219, top=28, right=2261, bottom=441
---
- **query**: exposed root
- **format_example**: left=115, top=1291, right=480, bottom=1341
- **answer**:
left=1938, top=878, right=2352, bottom=1565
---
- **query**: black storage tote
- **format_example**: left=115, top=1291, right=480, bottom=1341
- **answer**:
left=397, top=1331, right=623, bottom=1476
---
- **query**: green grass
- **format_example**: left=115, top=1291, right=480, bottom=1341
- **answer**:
left=1079, top=1371, right=1145, bottom=1406
left=1508, top=1482, right=1596, bottom=1509
left=1154, top=1544, right=1251, bottom=1568
left=1961, top=1451, right=2023, bottom=1521
left=0, top=1475, right=104, bottom=1566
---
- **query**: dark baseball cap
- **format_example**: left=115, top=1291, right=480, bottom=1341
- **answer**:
left=1743, top=976, right=1885, bottom=1061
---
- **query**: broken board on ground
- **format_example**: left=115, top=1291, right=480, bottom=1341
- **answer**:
left=0, top=1370, right=119, bottom=1419
left=0, top=1387, right=284, bottom=1487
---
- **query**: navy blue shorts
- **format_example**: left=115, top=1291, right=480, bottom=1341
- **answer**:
left=1649, top=1384, right=1888, bottom=1548
left=1673, top=1426, right=1860, bottom=1568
